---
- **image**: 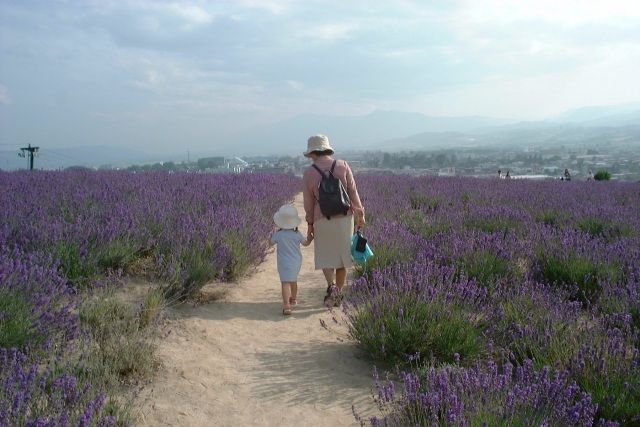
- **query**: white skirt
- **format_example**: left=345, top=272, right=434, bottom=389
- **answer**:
left=313, top=214, right=354, bottom=269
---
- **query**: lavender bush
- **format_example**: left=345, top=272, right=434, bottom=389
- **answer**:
left=349, top=175, right=640, bottom=425
left=1, top=170, right=301, bottom=425
left=358, top=361, right=606, bottom=427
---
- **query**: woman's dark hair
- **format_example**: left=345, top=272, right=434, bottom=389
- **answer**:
left=311, top=149, right=334, bottom=156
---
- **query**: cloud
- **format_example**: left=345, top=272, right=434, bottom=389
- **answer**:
left=235, top=0, right=292, bottom=15
left=0, top=85, right=10, bottom=104
left=286, top=80, right=304, bottom=91
left=300, top=22, right=359, bottom=42
left=166, top=3, right=213, bottom=27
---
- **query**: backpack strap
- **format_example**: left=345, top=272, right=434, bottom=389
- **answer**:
left=311, top=160, right=338, bottom=177
left=311, top=164, right=325, bottom=177
left=329, top=159, right=337, bottom=175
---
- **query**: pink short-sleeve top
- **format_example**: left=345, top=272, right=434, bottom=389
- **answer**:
left=302, top=155, right=365, bottom=225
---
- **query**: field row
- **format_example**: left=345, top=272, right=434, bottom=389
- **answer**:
left=0, top=171, right=300, bottom=425
left=347, top=176, right=639, bottom=426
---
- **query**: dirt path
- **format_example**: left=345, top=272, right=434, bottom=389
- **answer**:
left=135, top=194, right=376, bottom=426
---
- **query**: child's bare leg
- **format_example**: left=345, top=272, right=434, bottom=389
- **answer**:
left=290, top=282, right=298, bottom=304
left=281, top=282, right=292, bottom=309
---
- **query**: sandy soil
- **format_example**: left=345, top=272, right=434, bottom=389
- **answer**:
left=135, top=194, right=377, bottom=426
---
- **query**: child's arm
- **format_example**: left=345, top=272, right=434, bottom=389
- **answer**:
left=269, top=230, right=278, bottom=247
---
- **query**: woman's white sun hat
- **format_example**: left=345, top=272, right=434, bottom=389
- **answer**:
left=303, top=134, right=334, bottom=157
left=273, top=204, right=302, bottom=229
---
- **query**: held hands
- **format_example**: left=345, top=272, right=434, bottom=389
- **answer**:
left=307, top=223, right=314, bottom=240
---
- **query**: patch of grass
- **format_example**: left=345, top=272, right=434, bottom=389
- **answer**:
left=0, top=289, right=40, bottom=349
left=140, top=288, right=165, bottom=328
left=594, top=170, right=611, bottom=181
left=349, top=293, right=484, bottom=366
left=459, top=250, right=510, bottom=287
left=78, top=295, right=157, bottom=385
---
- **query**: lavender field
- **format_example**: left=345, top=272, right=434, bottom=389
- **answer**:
left=347, top=176, right=640, bottom=426
left=0, top=170, right=300, bottom=425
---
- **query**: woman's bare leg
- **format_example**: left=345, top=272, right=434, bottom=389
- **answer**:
left=322, top=268, right=335, bottom=286
left=290, top=282, right=298, bottom=304
left=335, top=268, right=347, bottom=290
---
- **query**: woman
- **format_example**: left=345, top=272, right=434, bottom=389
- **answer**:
left=302, top=134, right=365, bottom=306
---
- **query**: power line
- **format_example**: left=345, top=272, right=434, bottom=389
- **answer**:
left=40, top=148, right=82, bottom=163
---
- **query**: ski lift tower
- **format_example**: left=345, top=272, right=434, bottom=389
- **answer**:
left=19, top=144, right=39, bottom=170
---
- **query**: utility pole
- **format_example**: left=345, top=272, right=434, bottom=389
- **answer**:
left=19, top=144, right=39, bottom=170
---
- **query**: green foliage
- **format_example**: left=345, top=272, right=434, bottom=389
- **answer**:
left=0, top=289, right=40, bottom=349
left=535, top=210, right=562, bottom=227
left=349, top=293, right=484, bottom=366
left=54, top=242, right=98, bottom=288
left=353, top=247, right=402, bottom=279
left=492, top=294, right=580, bottom=368
left=78, top=295, right=157, bottom=385
left=400, top=211, right=451, bottom=240
left=576, top=218, right=633, bottom=240
left=162, top=248, right=218, bottom=302
left=537, top=255, right=619, bottom=303
left=459, top=250, right=510, bottom=287
left=572, top=341, right=640, bottom=423
left=594, top=170, right=611, bottom=181
left=98, top=240, right=141, bottom=271
left=465, top=217, right=519, bottom=234
left=140, top=288, right=165, bottom=328
left=222, top=232, right=251, bottom=281
left=409, top=192, right=441, bottom=212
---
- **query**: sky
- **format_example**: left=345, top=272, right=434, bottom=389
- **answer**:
left=1, top=0, right=640, bottom=153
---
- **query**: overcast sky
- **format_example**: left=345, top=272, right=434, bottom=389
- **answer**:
left=1, top=0, right=639, bottom=152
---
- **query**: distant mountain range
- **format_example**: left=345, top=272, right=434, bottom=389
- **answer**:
left=1, top=103, right=638, bottom=169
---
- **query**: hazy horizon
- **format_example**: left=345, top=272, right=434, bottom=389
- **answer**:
left=1, top=0, right=640, bottom=154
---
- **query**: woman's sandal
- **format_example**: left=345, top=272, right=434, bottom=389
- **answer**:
left=282, top=307, right=292, bottom=316
left=289, top=297, right=297, bottom=306
left=324, top=284, right=343, bottom=307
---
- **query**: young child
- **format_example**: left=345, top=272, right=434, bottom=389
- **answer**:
left=270, top=204, right=313, bottom=315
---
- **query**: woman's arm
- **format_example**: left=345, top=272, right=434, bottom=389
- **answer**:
left=302, top=234, right=314, bottom=247
left=344, top=161, right=365, bottom=227
left=302, top=168, right=315, bottom=236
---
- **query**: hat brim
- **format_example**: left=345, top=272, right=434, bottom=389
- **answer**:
left=303, top=148, right=335, bottom=158
left=273, top=212, right=302, bottom=229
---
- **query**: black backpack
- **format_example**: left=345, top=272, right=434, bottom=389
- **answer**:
left=312, top=160, right=351, bottom=219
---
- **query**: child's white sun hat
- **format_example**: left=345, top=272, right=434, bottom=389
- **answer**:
left=273, top=204, right=302, bottom=229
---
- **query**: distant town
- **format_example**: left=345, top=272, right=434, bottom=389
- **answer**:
left=114, top=142, right=640, bottom=181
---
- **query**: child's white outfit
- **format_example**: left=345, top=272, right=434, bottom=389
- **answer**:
left=271, top=229, right=306, bottom=282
